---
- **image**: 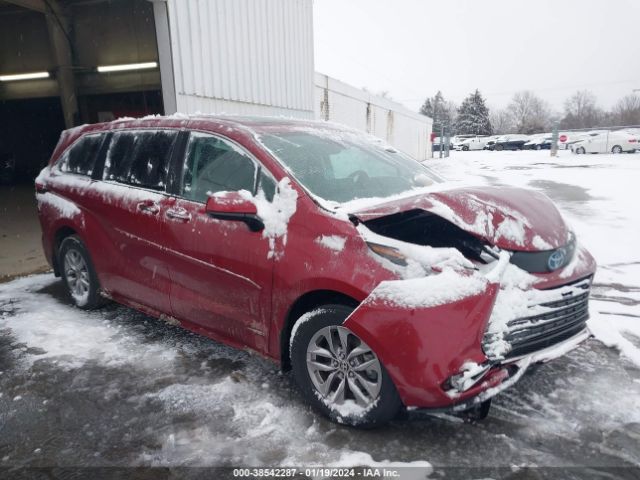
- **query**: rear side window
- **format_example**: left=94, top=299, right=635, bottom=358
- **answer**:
left=58, top=134, right=103, bottom=176
left=103, top=132, right=136, bottom=182
left=128, top=131, right=178, bottom=190
left=180, top=132, right=257, bottom=203
left=103, top=130, right=178, bottom=190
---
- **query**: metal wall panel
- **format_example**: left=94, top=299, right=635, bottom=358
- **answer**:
left=314, top=73, right=432, bottom=160
left=166, top=0, right=315, bottom=118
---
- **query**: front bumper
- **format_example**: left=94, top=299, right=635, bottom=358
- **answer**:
left=343, top=247, right=596, bottom=409
left=442, top=326, right=592, bottom=412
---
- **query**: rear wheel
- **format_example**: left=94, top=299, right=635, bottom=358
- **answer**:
left=611, top=145, right=622, bottom=154
left=290, top=305, right=402, bottom=427
left=58, top=235, right=105, bottom=309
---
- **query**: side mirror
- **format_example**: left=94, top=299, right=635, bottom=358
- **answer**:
left=205, top=191, right=264, bottom=232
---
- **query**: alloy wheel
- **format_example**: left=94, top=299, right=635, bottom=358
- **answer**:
left=306, top=325, right=382, bottom=408
left=64, top=249, right=90, bottom=304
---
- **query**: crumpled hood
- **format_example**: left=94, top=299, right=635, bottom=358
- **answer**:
left=350, top=186, right=570, bottom=251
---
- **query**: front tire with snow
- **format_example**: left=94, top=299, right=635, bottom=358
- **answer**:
left=59, top=235, right=105, bottom=310
left=290, top=305, right=401, bottom=428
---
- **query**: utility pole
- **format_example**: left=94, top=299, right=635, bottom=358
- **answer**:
left=550, top=122, right=559, bottom=157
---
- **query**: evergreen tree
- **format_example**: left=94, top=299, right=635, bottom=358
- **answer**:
left=455, top=89, right=493, bottom=135
left=420, top=91, right=456, bottom=134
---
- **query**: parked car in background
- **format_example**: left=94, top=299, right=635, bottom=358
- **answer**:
left=36, top=115, right=596, bottom=427
left=432, top=136, right=452, bottom=152
left=563, top=131, right=607, bottom=150
left=482, top=135, right=501, bottom=150
left=491, top=134, right=530, bottom=151
left=571, top=131, right=638, bottom=154
left=451, top=135, right=477, bottom=150
left=456, top=135, right=490, bottom=151
left=523, top=135, right=553, bottom=150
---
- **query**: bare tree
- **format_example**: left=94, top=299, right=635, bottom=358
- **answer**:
left=610, top=94, right=640, bottom=126
left=507, top=91, right=551, bottom=133
left=489, top=108, right=514, bottom=134
left=560, top=90, right=602, bottom=129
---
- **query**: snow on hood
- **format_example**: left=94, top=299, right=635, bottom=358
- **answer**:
left=349, top=186, right=570, bottom=251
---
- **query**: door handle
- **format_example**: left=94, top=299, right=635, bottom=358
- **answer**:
left=137, top=201, right=160, bottom=215
left=166, top=207, right=192, bottom=221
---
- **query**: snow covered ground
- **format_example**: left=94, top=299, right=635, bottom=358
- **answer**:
left=0, top=150, right=639, bottom=478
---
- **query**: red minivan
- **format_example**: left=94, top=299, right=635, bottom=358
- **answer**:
left=36, top=115, right=596, bottom=427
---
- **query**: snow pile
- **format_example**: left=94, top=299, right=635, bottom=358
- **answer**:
left=239, top=178, right=298, bottom=259
left=0, top=275, right=178, bottom=370
left=315, top=235, right=347, bottom=252
left=357, top=224, right=473, bottom=279
left=369, top=269, right=488, bottom=309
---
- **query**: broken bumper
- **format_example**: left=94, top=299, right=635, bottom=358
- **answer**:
left=342, top=250, right=596, bottom=409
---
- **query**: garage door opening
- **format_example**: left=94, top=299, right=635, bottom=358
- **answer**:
left=0, top=0, right=164, bottom=186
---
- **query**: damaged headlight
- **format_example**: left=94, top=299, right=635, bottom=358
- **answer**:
left=366, top=242, right=408, bottom=266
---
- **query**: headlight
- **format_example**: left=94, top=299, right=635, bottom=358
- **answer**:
left=366, top=242, right=408, bottom=266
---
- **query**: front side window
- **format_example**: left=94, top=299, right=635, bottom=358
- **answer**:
left=180, top=132, right=258, bottom=203
left=58, top=134, right=103, bottom=176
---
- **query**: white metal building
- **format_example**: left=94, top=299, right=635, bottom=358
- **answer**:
left=156, top=0, right=431, bottom=159
left=314, top=73, right=431, bottom=160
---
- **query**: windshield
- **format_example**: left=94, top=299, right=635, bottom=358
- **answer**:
left=258, top=129, right=442, bottom=204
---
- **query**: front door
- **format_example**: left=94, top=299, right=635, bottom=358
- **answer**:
left=163, top=131, right=277, bottom=352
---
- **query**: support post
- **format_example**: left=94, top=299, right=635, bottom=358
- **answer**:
left=44, top=1, right=78, bottom=128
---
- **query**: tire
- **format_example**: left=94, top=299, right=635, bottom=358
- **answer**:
left=495, top=144, right=504, bottom=151
left=611, top=145, right=622, bottom=154
left=58, top=235, right=106, bottom=309
left=575, top=147, right=585, bottom=154
left=535, top=145, right=542, bottom=150
left=290, top=305, right=402, bottom=428
left=462, top=145, right=469, bottom=151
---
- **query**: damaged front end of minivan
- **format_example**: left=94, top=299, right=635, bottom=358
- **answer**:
left=341, top=187, right=596, bottom=412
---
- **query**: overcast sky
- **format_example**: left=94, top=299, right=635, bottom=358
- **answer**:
left=313, top=0, right=640, bottom=114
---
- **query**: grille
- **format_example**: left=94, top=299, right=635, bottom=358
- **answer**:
left=484, top=277, right=591, bottom=359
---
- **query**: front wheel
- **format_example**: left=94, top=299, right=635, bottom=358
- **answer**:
left=611, top=145, right=622, bottom=154
left=290, top=305, right=402, bottom=427
left=575, top=146, right=585, bottom=154
left=495, top=144, right=504, bottom=151
left=59, top=235, right=105, bottom=309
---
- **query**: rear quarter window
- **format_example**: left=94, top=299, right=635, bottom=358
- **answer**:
left=57, top=134, right=104, bottom=176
